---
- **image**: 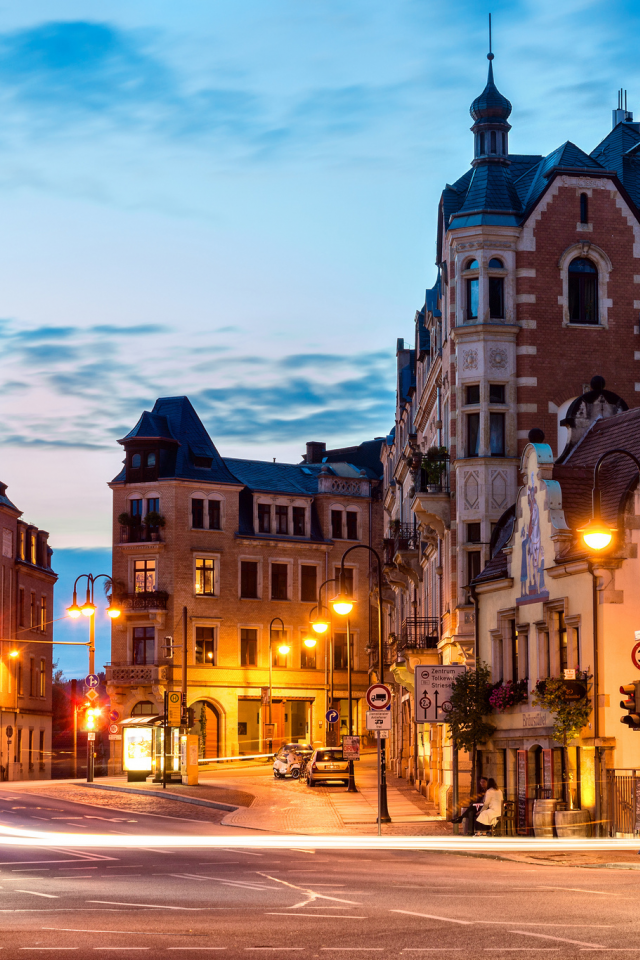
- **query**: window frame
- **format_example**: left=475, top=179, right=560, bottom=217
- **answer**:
left=300, top=564, right=318, bottom=603
left=568, top=258, right=598, bottom=325
left=239, top=559, right=261, bottom=600
left=194, top=624, right=217, bottom=666
left=133, top=557, right=157, bottom=593
left=271, top=562, right=289, bottom=601
left=240, top=628, right=258, bottom=667
left=559, top=244, right=610, bottom=329
left=132, top=625, right=155, bottom=665
left=467, top=412, right=480, bottom=457
left=194, top=555, right=219, bottom=597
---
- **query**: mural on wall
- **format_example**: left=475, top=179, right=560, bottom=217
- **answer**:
left=518, top=471, right=549, bottom=605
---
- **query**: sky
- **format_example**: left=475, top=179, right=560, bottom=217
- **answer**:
left=1, top=0, right=639, bottom=673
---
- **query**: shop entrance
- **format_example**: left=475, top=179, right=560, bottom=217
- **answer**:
left=238, top=700, right=261, bottom=755
left=286, top=701, right=310, bottom=742
left=189, top=701, right=220, bottom=759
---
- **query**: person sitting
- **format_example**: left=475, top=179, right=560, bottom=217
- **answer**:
left=474, top=778, right=503, bottom=835
left=450, top=777, right=488, bottom=835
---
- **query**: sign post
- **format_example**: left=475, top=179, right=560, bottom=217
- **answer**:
left=366, top=708, right=392, bottom=835
left=414, top=665, right=465, bottom=723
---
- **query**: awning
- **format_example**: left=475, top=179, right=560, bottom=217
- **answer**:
left=120, top=715, right=165, bottom=727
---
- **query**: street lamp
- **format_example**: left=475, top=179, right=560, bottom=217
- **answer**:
left=334, top=547, right=391, bottom=822
left=578, top=448, right=640, bottom=551
left=67, top=573, right=120, bottom=675
left=312, top=578, right=340, bottom=746
left=267, top=617, right=289, bottom=753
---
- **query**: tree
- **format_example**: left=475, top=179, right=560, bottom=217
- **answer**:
left=531, top=674, right=592, bottom=808
left=447, top=661, right=496, bottom=794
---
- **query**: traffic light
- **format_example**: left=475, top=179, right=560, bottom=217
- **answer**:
left=187, top=707, right=195, bottom=728
left=620, top=683, right=640, bottom=730
left=79, top=702, right=105, bottom=732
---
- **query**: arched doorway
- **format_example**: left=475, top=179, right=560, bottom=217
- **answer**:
left=189, top=700, right=220, bottom=759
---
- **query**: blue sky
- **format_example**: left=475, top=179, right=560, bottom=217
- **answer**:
left=1, top=1, right=639, bottom=671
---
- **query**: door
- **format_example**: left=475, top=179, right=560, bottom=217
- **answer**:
left=238, top=700, right=261, bottom=755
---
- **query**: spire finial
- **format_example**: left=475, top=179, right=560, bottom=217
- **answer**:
left=488, top=13, right=494, bottom=61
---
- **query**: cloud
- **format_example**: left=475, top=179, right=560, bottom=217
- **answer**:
left=90, top=323, right=170, bottom=336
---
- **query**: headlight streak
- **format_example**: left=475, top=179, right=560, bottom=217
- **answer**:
left=0, top=822, right=638, bottom=852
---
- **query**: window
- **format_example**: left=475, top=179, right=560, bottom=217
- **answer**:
left=334, top=566, right=354, bottom=596
left=147, top=497, right=159, bottom=514
left=509, top=619, right=518, bottom=681
left=30, top=534, right=36, bottom=565
left=240, top=561, right=259, bottom=599
left=19, top=528, right=25, bottom=560
left=29, top=657, right=35, bottom=697
left=301, top=644, right=316, bottom=669
left=39, top=730, right=45, bottom=768
left=2, top=529, right=12, bottom=558
left=489, top=384, right=505, bottom=403
left=208, top=500, right=221, bottom=530
left=28, top=729, right=33, bottom=770
left=195, top=557, right=216, bottom=596
left=275, top=505, right=288, bottom=535
left=489, top=276, right=504, bottom=319
left=147, top=452, right=156, bottom=467
left=467, top=522, right=481, bottom=543
left=467, top=412, right=480, bottom=457
left=195, top=626, right=216, bottom=665
left=133, top=626, right=155, bottom=665
left=466, top=259, right=479, bottom=269
left=131, top=454, right=141, bottom=469
left=467, top=550, right=481, bottom=585
left=490, top=130, right=497, bottom=153
left=490, top=412, right=505, bottom=456
left=331, top=510, right=343, bottom=539
left=558, top=612, right=568, bottom=673
left=479, top=132, right=485, bottom=154
left=18, top=588, right=24, bottom=626
left=489, top=258, right=503, bottom=268
left=466, top=276, right=479, bottom=320
left=466, top=384, right=480, bottom=404
left=334, top=633, right=348, bottom=670
left=271, top=630, right=288, bottom=667
left=292, top=507, right=306, bottom=537
left=15, top=728, right=21, bottom=763
left=569, top=258, right=598, bottom=324
left=346, top=512, right=358, bottom=540
left=192, top=498, right=204, bottom=529
left=39, top=659, right=45, bottom=697
left=258, top=504, right=271, bottom=534
left=300, top=565, right=317, bottom=603
left=134, top=558, right=156, bottom=593
left=240, top=628, right=257, bottom=666
left=40, top=596, right=46, bottom=632
left=580, top=193, right=588, bottom=224
left=130, top=498, right=143, bottom=519
left=30, top=593, right=35, bottom=629
left=271, top=563, right=288, bottom=600
left=132, top=700, right=155, bottom=716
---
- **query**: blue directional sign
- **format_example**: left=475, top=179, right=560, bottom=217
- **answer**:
left=85, top=674, right=100, bottom=688
left=326, top=708, right=339, bottom=724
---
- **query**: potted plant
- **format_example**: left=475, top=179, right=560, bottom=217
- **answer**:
left=143, top=511, right=166, bottom=541
left=488, top=679, right=528, bottom=712
left=422, top=445, right=448, bottom=492
left=117, top=512, right=136, bottom=542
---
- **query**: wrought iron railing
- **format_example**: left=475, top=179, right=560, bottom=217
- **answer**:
left=384, top=523, right=420, bottom=563
left=114, top=591, right=169, bottom=611
left=119, top=525, right=163, bottom=543
left=607, top=769, right=640, bottom=836
left=368, top=642, right=395, bottom=667
left=415, top=456, right=450, bottom=495
left=399, top=617, right=440, bottom=650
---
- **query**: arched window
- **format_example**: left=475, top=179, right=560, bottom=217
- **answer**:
left=465, top=260, right=479, bottom=321
left=147, top=452, right=156, bottom=467
left=490, top=130, right=497, bottom=153
left=580, top=193, right=589, bottom=224
left=131, top=454, right=141, bottom=468
left=479, top=132, right=485, bottom=155
left=489, top=258, right=503, bottom=268
left=131, top=700, right=155, bottom=716
left=569, top=258, right=598, bottom=324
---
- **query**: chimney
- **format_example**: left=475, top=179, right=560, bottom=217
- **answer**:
left=304, top=442, right=326, bottom=464
left=613, top=88, right=633, bottom=128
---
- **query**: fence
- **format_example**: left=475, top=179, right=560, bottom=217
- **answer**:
left=607, top=768, right=640, bottom=836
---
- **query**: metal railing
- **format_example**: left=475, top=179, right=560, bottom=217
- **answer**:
left=369, top=642, right=395, bottom=667
left=607, top=768, right=640, bottom=836
left=415, top=457, right=450, bottom=495
left=384, top=524, right=420, bottom=563
left=399, top=617, right=440, bottom=650
left=119, top=525, right=163, bottom=543
left=114, top=591, right=169, bottom=611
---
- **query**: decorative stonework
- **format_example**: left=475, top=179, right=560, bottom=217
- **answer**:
left=463, top=471, right=479, bottom=509
left=462, top=349, right=478, bottom=371
left=490, top=471, right=508, bottom=510
left=489, top=347, right=508, bottom=369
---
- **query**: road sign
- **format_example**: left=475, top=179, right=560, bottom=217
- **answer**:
left=167, top=691, right=182, bottom=726
left=326, top=708, right=339, bottom=724
left=414, top=664, right=465, bottom=722
left=5, top=725, right=13, bottom=740
left=375, top=730, right=389, bottom=739
left=366, top=710, right=392, bottom=731
left=366, top=683, right=392, bottom=710
left=342, top=735, right=360, bottom=760
left=86, top=687, right=99, bottom=701
left=108, top=734, right=122, bottom=741
left=109, top=710, right=119, bottom=722
left=109, top=723, right=119, bottom=735
left=87, top=732, right=95, bottom=741
left=85, top=674, right=99, bottom=688
left=632, top=642, right=640, bottom=671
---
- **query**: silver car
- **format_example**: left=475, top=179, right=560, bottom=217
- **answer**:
left=306, top=747, right=350, bottom=787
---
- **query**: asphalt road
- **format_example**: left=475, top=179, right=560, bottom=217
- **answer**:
left=1, top=833, right=640, bottom=957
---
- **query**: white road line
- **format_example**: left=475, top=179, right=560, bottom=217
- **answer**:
left=511, top=931, right=606, bottom=949
left=59, top=867, right=98, bottom=871
left=320, top=950, right=383, bottom=952
left=167, top=950, right=227, bottom=952
left=538, top=886, right=620, bottom=896
left=15, top=891, right=59, bottom=899
left=390, top=909, right=471, bottom=925
left=172, top=873, right=270, bottom=891
left=258, top=874, right=359, bottom=906
left=244, top=950, right=304, bottom=952
left=86, top=901, right=203, bottom=910
left=19, top=949, right=78, bottom=952
left=93, top=949, right=150, bottom=952
left=265, top=913, right=366, bottom=919
left=402, top=951, right=465, bottom=953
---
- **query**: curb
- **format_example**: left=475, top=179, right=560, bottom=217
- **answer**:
left=76, top=781, right=239, bottom=812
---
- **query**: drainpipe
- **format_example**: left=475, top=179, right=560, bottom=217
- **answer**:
left=437, top=386, right=442, bottom=447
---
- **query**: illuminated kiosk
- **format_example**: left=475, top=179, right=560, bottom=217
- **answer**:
left=121, top=715, right=181, bottom=783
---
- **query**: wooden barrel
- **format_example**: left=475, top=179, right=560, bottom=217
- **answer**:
left=555, top=809, right=591, bottom=838
left=533, top=798, right=559, bottom=837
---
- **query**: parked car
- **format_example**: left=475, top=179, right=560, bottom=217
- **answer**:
left=273, top=742, right=313, bottom=779
left=306, top=747, right=350, bottom=787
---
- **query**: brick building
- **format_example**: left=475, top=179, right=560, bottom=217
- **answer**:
left=0, top=481, right=56, bottom=781
left=105, top=396, right=383, bottom=771
left=382, top=54, right=640, bottom=813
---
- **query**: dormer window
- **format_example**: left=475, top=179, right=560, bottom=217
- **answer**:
left=147, top=452, right=156, bottom=468
left=131, top=454, right=141, bottom=469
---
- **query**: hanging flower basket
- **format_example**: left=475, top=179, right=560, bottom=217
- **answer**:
left=488, top=679, right=528, bottom=712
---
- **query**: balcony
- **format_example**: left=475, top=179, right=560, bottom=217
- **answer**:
left=399, top=617, right=440, bottom=651
left=105, top=661, right=171, bottom=684
left=368, top=642, right=395, bottom=668
left=114, top=591, right=169, bottom=611
left=119, top=525, right=163, bottom=544
left=411, top=457, right=451, bottom=539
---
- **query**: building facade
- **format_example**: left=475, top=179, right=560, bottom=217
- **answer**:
left=105, top=396, right=383, bottom=771
left=0, top=482, right=56, bottom=781
left=382, top=54, right=640, bottom=813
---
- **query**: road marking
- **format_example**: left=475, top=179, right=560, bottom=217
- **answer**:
left=20, top=950, right=78, bottom=952
left=221, top=849, right=262, bottom=857
left=245, top=950, right=304, bottom=952
left=94, top=949, right=150, bottom=952
left=391, top=909, right=471, bottom=925
left=167, top=950, right=227, bottom=952
left=172, top=874, right=270, bottom=891
left=265, top=913, right=366, bottom=919
left=15, top=891, right=59, bottom=899
left=511, top=931, right=606, bottom=949
left=257, top=874, right=359, bottom=907
left=538, top=886, right=620, bottom=896
left=59, top=866, right=98, bottom=871
left=87, top=901, right=203, bottom=910
left=320, top=950, right=383, bottom=952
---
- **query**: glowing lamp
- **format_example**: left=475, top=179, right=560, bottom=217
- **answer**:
left=580, top=517, right=615, bottom=551
left=67, top=603, right=82, bottom=619
left=303, top=636, right=317, bottom=648
left=331, top=593, right=354, bottom=617
left=81, top=601, right=96, bottom=617
left=106, top=603, right=121, bottom=619
left=311, top=618, right=329, bottom=634
left=8, top=649, right=18, bottom=658
left=278, top=644, right=290, bottom=655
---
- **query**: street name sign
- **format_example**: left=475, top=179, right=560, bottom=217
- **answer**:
left=414, top=664, right=465, bottom=723
left=366, top=710, right=392, bottom=731
left=326, top=708, right=339, bottom=724
left=366, top=683, right=391, bottom=710
left=85, top=674, right=99, bottom=688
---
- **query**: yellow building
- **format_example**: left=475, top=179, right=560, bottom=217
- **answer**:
left=476, top=395, right=640, bottom=835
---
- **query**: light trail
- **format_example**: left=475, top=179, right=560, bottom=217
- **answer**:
left=0, top=821, right=639, bottom=852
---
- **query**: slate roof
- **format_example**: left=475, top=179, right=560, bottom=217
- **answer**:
left=470, top=61, right=512, bottom=121
left=0, top=482, right=20, bottom=514
left=321, top=438, right=384, bottom=478
left=224, top=458, right=320, bottom=496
